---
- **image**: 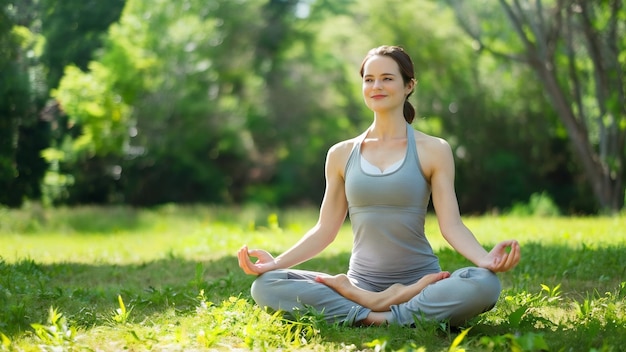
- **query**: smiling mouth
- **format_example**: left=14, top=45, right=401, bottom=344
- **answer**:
left=371, top=95, right=386, bottom=99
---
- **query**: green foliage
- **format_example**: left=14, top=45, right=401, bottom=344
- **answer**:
left=508, top=192, right=561, bottom=217
left=478, top=332, right=549, bottom=352
left=12, top=0, right=126, bottom=206
left=39, top=0, right=126, bottom=89
left=52, top=63, right=131, bottom=158
left=450, top=0, right=626, bottom=212
left=0, top=5, right=49, bottom=208
left=0, top=11, right=20, bottom=205
left=5, top=0, right=626, bottom=211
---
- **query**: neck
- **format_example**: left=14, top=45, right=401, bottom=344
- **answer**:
left=368, top=115, right=407, bottom=140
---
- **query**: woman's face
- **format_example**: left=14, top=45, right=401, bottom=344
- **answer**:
left=361, top=55, right=413, bottom=114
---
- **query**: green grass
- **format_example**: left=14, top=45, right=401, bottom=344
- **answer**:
left=0, top=204, right=624, bottom=351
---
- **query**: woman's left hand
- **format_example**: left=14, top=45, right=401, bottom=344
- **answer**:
left=479, top=240, right=521, bottom=273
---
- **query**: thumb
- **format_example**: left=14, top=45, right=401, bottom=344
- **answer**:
left=493, top=241, right=508, bottom=251
left=245, top=248, right=258, bottom=257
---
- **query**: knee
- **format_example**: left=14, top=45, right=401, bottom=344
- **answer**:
left=478, top=268, right=501, bottom=303
left=467, top=267, right=501, bottom=308
left=250, top=270, right=285, bottom=306
left=250, top=273, right=271, bottom=304
left=444, top=268, right=501, bottom=326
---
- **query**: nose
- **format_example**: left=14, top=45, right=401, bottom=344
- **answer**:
left=373, top=79, right=383, bottom=89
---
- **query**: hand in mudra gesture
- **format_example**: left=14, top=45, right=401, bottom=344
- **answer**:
left=237, top=245, right=278, bottom=276
left=478, top=240, right=521, bottom=273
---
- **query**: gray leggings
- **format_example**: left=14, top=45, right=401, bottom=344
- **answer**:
left=250, top=267, right=501, bottom=326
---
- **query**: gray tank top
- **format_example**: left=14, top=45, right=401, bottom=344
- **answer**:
left=345, top=123, right=441, bottom=291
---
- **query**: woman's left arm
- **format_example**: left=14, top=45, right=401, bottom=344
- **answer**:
left=426, top=137, right=520, bottom=273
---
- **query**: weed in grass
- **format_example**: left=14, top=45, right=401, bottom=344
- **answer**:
left=448, top=327, right=471, bottom=352
left=30, top=307, right=77, bottom=350
left=540, top=283, right=562, bottom=303
left=1, top=303, right=27, bottom=332
left=1, top=332, right=11, bottom=350
left=110, top=295, right=132, bottom=325
left=189, top=262, right=205, bottom=290
left=363, top=337, right=389, bottom=351
left=477, top=332, right=549, bottom=352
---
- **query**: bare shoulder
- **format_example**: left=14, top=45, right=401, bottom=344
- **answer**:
left=328, top=137, right=357, bottom=155
left=414, top=130, right=452, bottom=154
left=412, top=130, right=454, bottom=179
left=326, top=136, right=359, bottom=177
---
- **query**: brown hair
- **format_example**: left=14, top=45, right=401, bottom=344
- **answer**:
left=359, top=45, right=416, bottom=123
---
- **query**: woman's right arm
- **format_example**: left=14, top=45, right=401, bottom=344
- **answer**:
left=237, top=141, right=351, bottom=276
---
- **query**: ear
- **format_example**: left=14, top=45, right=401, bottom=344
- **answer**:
left=406, top=78, right=417, bottom=95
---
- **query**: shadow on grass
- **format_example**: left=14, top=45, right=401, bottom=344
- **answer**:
left=0, top=255, right=255, bottom=335
left=1, top=242, right=624, bottom=339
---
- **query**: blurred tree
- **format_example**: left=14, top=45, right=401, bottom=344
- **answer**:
left=42, top=0, right=613, bottom=212
left=37, top=0, right=126, bottom=204
left=246, top=0, right=361, bottom=204
left=40, top=0, right=126, bottom=89
left=48, top=62, right=131, bottom=204
left=449, top=0, right=625, bottom=213
left=119, top=0, right=270, bottom=204
left=50, top=0, right=362, bottom=205
left=0, top=3, right=21, bottom=206
left=49, top=0, right=270, bottom=204
left=0, top=0, right=126, bottom=206
left=0, top=0, right=49, bottom=207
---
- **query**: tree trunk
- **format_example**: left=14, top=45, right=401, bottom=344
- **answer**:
left=489, top=0, right=626, bottom=213
left=533, top=62, right=623, bottom=212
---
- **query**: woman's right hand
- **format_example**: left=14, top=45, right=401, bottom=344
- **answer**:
left=237, top=245, right=277, bottom=276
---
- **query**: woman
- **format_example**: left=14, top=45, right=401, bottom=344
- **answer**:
left=238, top=45, right=520, bottom=326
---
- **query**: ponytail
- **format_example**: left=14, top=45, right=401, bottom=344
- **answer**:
left=403, top=100, right=415, bottom=124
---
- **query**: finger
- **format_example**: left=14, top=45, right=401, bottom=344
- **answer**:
left=494, top=241, right=508, bottom=251
left=240, top=257, right=256, bottom=275
left=495, top=240, right=516, bottom=255
left=237, top=247, right=256, bottom=274
left=238, top=251, right=251, bottom=272
left=237, top=246, right=248, bottom=260
left=494, top=241, right=519, bottom=268
left=237, top=247, right=246, bottom=267
left=247, top=248, right=260, bottom=258
left=238, top=246, right=249, bottom=260
left=436, top=271, right=451, bottom=281
left=248, top=248, right=268, bottom=260
left=507, top=243, right=521, bottom=268
left=499, top=244, right=520, bottom=271
left=494, top=253, right=507, bottom=272
left=502, top=239, right=518, bottom=247
left=503, top=242, right=518, bottom=262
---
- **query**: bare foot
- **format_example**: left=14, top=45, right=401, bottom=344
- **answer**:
left=316, top=271, right=451, bottom=311
left=413, top=271, right=451, bottom=288
left=314, top=274, right=353, bottom=294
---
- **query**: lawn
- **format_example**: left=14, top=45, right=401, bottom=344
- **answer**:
left=0, top=204, right=625, bottom=351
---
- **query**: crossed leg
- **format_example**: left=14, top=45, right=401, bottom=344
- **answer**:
left=315, top=271, right=451, bottom=312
